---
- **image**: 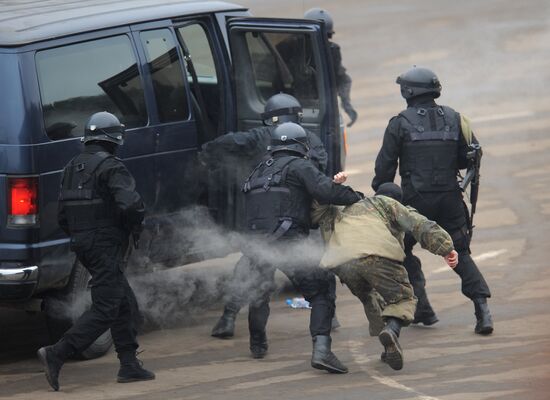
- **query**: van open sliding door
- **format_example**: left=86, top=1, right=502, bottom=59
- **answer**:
left=227, top=18, right=344, bottom=175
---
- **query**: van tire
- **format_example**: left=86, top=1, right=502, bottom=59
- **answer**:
left=44, top=260, right=113, bottom=360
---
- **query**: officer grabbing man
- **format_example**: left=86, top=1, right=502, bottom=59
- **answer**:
left=37, top=112, right=154, bottom=391
left=304, top=8, right=358, bottom=126
left=312, top=183, right=458, bottom=371
left=372, top=67, right=493, bottom=335
left=202, top=93, right=339, bottom=339
left=237, top=122, right=361, bottom=372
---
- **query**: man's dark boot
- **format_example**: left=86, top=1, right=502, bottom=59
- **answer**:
left=311, top=335, right=348, bottom=374
left=249, top=331, right=268, bottom=359
left=378, top=318, right=404, bottom=370
left=211, top=306, right=238, bottom=338
left=117, top=352, right=155, bottom=383
left=37, top=340, right=71, bottom=391
left=473, top=298, right=494, bottom=335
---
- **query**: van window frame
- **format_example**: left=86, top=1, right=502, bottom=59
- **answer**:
left=31, top=26, right=151, bottom=142
left=137, top=27, right=192, bottom=125
left=172, top=15, right=231, bottom=139
left=130, top=19, right=193, bottom=128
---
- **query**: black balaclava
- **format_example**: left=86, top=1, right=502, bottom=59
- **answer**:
left=406, top=93, right=437, bottom=108
left=375, top=183, right=403, bottom=203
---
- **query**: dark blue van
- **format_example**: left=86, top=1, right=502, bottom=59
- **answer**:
left=0, top=0, right=345, bottom=357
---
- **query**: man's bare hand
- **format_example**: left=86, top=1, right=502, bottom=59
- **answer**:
left=333, top=171, right=348, bottom=184
left=444, top=250, right=459, bottom=268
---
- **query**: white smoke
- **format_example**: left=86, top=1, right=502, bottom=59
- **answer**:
left=125, top=205, right=326, bottom=329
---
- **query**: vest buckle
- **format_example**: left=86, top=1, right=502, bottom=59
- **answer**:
left=417, top=108, right=427, bottom=116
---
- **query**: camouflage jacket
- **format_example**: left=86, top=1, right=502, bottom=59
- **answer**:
left=311, top=195, right=454, bottom=267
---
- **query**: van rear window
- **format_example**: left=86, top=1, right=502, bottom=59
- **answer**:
left=0, top=53, right=26, bottom=144
left=36, top=35, right=147, bottom=140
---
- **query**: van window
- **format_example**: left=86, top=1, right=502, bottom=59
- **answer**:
left=36, top=35, right=147, bottom=140
left=247, top=32, right=320, bottom=107
left=177, top=22, right=223, bottom=140
left=0, top=54, right=26, bottom=144
left=140, top=29, right=189, bottom=123
left=231, top=30, right=324, bottom=130
left=178, top=24, right=218, bottom=84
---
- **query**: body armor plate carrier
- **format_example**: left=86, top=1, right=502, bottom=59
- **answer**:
left=399, top=105, right=460, bottom=192
left=59, top=151, right=119, bottom=232
left=242, top=156, right=310, bottom=237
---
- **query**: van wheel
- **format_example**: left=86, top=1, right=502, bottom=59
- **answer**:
left=44, top=260, right=113, bottom=360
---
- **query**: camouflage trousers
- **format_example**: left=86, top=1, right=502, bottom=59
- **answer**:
left=333, top=256, right=417, bottom=335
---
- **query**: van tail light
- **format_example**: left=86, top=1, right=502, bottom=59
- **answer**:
left=8, top=177, right=39, bottom=226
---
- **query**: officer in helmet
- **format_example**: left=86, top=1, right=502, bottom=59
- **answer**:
left=236, top=122, right=361, bottom=372
left=202, top=93, right=340, bottom=339
left=371, top=66, right=494, bottom=335
left=304, top=8, right=358, bottom=127
left=37, top=112, right=154, bottom=391
left=201, top=93, right=327, bottom=171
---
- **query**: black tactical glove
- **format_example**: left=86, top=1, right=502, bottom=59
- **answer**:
left=131, top=222, right=144, bottom=249
left=345, top=106, right=358, bottom=127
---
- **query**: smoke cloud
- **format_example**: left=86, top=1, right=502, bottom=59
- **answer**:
left=43, top=203, right=327, bottom=330
left=127, top=205, right=326, bottom=329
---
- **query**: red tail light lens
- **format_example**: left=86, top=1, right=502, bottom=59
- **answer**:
left=8, top=177, right=38, bottom=226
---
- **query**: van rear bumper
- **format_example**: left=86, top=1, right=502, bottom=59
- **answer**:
left=0, top=237, right=72, bottom=301
left=0, top=265, right=39, bottom=300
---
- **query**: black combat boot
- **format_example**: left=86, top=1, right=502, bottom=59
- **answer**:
left=331, top=315, right=341, bottom=330
left=378, top=318, right=404, bottom=370
left=249, top=331, right=268, bottom=359
left=473, top=298, right=494, bottom=335
left=311, top=335, right=348, bottom=374
left=211, top=306, right=238, bottom=338
left=412, top=295, right=439, bottom=326
left=117, top=352, right=155, bottom=383
left=37, top=340, right=71, bottom=391
left=413, top=311, right=439, bottom=326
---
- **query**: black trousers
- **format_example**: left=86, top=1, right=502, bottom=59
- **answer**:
left=62, top=231, right=139, bottom=357
left=226, top=248, right=335, bottom=338
left=403, top=189, right=491, bottom=302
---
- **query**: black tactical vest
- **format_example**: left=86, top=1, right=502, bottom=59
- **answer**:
left=399, top=105, right=460, bottom=192
left=59, top=151, right=119, bottom=232
left=242, top=155, right=310, bottom=237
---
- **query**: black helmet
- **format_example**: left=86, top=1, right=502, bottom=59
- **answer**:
left=270, top=122, right=309, bottom=156
left=261, top=93, right=303, bottom=126
left=304, top=8, right=334, bottom=37
left=83, top=111, right=125, bottom=145
left=375, top=183, right=403, bottom=203
left=396, top=66, right=442, bottom=99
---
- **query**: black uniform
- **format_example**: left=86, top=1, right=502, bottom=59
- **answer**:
left=273, top=36, right=357, bottom=125
left=202, top=125, right=328, bottom=172
left=58, top=143, right=145, bottom=359
left=372, top=96, right=491, bottom=318
left=241, top=151, right=360, bottom=338
left=202, top=126, right=330, bottom=316
left=330, top=42, right=357, bottom=125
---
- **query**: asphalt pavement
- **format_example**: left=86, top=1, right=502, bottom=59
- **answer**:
left=2, top=0, right=550, bottom=399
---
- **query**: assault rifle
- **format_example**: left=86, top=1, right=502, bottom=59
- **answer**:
left=459, top=143, right=482, bottom=240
